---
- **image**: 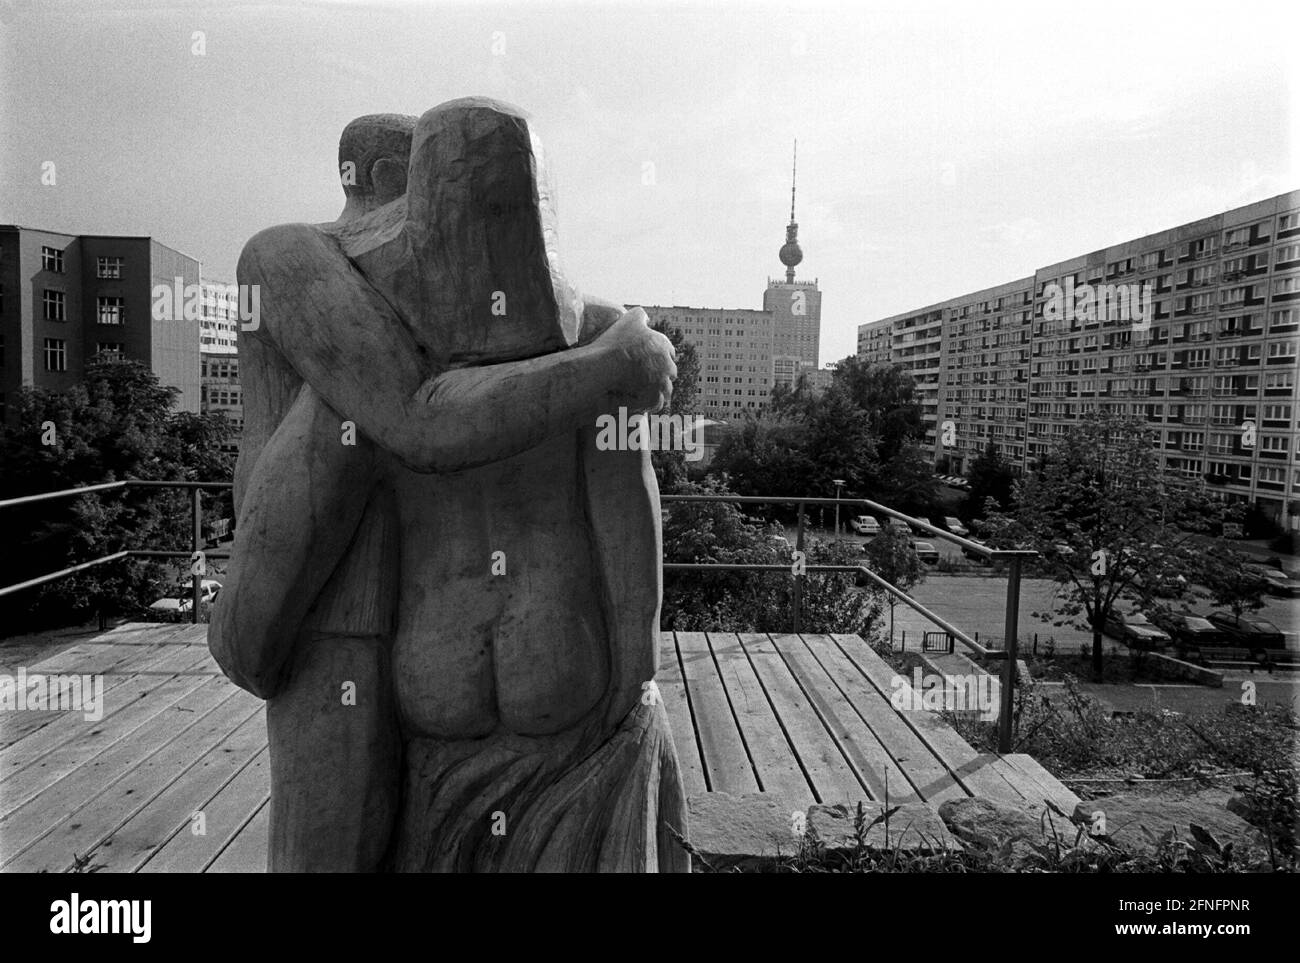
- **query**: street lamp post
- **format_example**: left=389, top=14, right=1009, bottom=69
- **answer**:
left=832, top=479, right=845, bottom=540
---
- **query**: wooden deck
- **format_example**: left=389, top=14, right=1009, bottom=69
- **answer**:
left=1, top=623, right=1077, bottom=873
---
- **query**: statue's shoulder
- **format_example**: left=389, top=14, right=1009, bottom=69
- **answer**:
left=239, top=222, right=345, bottom=275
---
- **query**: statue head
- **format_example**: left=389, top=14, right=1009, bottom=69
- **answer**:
left=338, top=113, right=418, bottom=212
left=405, top=98, right=583, bottom=366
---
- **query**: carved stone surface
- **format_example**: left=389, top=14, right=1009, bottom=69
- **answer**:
left=209, top=98, right=687, bottom=872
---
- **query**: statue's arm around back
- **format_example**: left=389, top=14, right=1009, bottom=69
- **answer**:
left=238, top=224, right=674, bottom=475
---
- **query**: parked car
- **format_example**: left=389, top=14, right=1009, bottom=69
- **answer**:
left=149, top=579, right=221, bottom=613
left=850, top=515, right=880, bottom=536
left=885, top=517, right=913, bottom=536
left=1205, top=612, right=1286, bottom=653
left=1103, top=609, right=1171, bottom=649
left=940, top=516, right=969, bottom=537
left=1242, top=562, right=1300, bottom=597
left=912, top=541, right=940, bottom=564
left=1149, top=611, right=1229, bottom=652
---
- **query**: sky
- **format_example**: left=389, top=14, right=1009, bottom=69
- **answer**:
left=1, top=0, right=1297, bottom=366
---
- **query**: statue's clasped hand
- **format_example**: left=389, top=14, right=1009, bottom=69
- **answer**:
left=598, top=307, right=677, bottom=414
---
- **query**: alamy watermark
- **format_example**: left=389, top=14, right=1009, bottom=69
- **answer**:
left=889, top=669, right=999, bottom=722
left=594, top=408, right=704, bottom=461
left=0, top=669, right=104, bottom=721
left=1042, top=278, right=1152, bottom=330
left=151, top=278, right=261, bottom=330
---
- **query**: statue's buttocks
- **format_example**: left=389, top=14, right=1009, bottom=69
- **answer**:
left=391, top=432, right=609, bottom=740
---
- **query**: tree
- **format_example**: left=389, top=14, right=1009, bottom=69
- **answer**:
left=708, top=413, right=814, bottom=504
left=708, top=354, right=937, bottom=519
left=963, top=442, right=1016, bottom=520
left=829, top=356, right=924, bottom=462
left=870, top=442, right=939, bottom=517
left=1201, top=549, right=1267, bottom=619
left=0, top=354, right=237, bottom=630
left=649, top=320, right=701, bottom=492
left=980, top=412, right=1227, bottom=679
left=860, top=526, right=924, bottom=643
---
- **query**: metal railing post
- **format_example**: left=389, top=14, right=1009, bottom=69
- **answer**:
left=793, top=501, right=805, bottom=632
left=191, top=487, right=202, bottom=625
left=998, top=556, right=1023, bottom=754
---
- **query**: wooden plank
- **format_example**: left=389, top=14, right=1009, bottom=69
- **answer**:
left=774, top=634, right=918, bottom=804
left=830, top=635, right=1030, bottom=804
left=24, top=623, right=192, bottom=674
left=801, top=634, right=965, bottom=804
left=74, top=706, right=268, bottom=873
left=139, top=747, right=271, bottom=874
left=5, top=690, right=260, bottom=872
left=1002, top=753, right=1082, bottom=814
left=206, top=796, right=270, bottom=873
left=0, top=642, right=215, bottom=776
left=0, top=627, right=209, bottom=750
left=656, top=634, right=706, bottom=797
left=674, top=632, right=757, bottom=795
left=0, top=678, right=241, bottom=864
left=705, top=633, right=813, bottom=806
left=0, top=672, right=217, bottom=817
left=739, top=634, right=866, bottom=804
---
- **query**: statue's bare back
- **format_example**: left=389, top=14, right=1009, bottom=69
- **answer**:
left=393, top=434, right=608, bottom=739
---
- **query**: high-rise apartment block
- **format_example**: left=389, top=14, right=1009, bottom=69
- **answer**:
left=859, top=191, right=1300, bottom=530
left=0, top=225, right=201, bottom=422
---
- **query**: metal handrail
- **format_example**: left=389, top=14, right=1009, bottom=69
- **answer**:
left=661, top=491, right=1030, bottom=750
left=3, top=481, right=1029, bottom=751
left=0, top=480, right=234, bottom=621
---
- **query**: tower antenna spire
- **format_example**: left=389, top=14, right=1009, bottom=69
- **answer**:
left=790, top=139, right=797, bottom=222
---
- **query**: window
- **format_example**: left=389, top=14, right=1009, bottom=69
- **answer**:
left=1267, top=341, right=1297, bottom=360
left=1272, top=309, right=1298, bottom=332
left=41, top=246, right=64, bottom=272
left=1280, top=212, right=1300, bottom=233
left=1265, top=371, right=1295, bottom=390
left=42, top=290, right=65, bottom=321
left=1258, top=467, right=1286, bottom=486
left=96, top=256, right=123, bottom=279
left=96, top=342, right=124, bottom=357
left=1277, top=244, right=1300, bottom=265
left=1208, top=432, right=1235, bottom=454
left=97, top=296, right=125, bottom=325
left=1187, top=349, right=1211, bottom=368
left=1263, top=404, right=1292, bottom=423
left=1260, top=435, right=1289, bottom=454
left=43, top=338, right=67, bottom=372
left=1273, top=276, right=1300, bottom=298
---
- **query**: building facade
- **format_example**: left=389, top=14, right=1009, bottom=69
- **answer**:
left=0, top=226, right=201, bottom=422
left=857, top=318, right=891, bottom=364
left=859, top=191, right=1300, bottom=530
left=638, top=305, right=775, bottom=416
left=199, top=279, right=242, bottom=451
